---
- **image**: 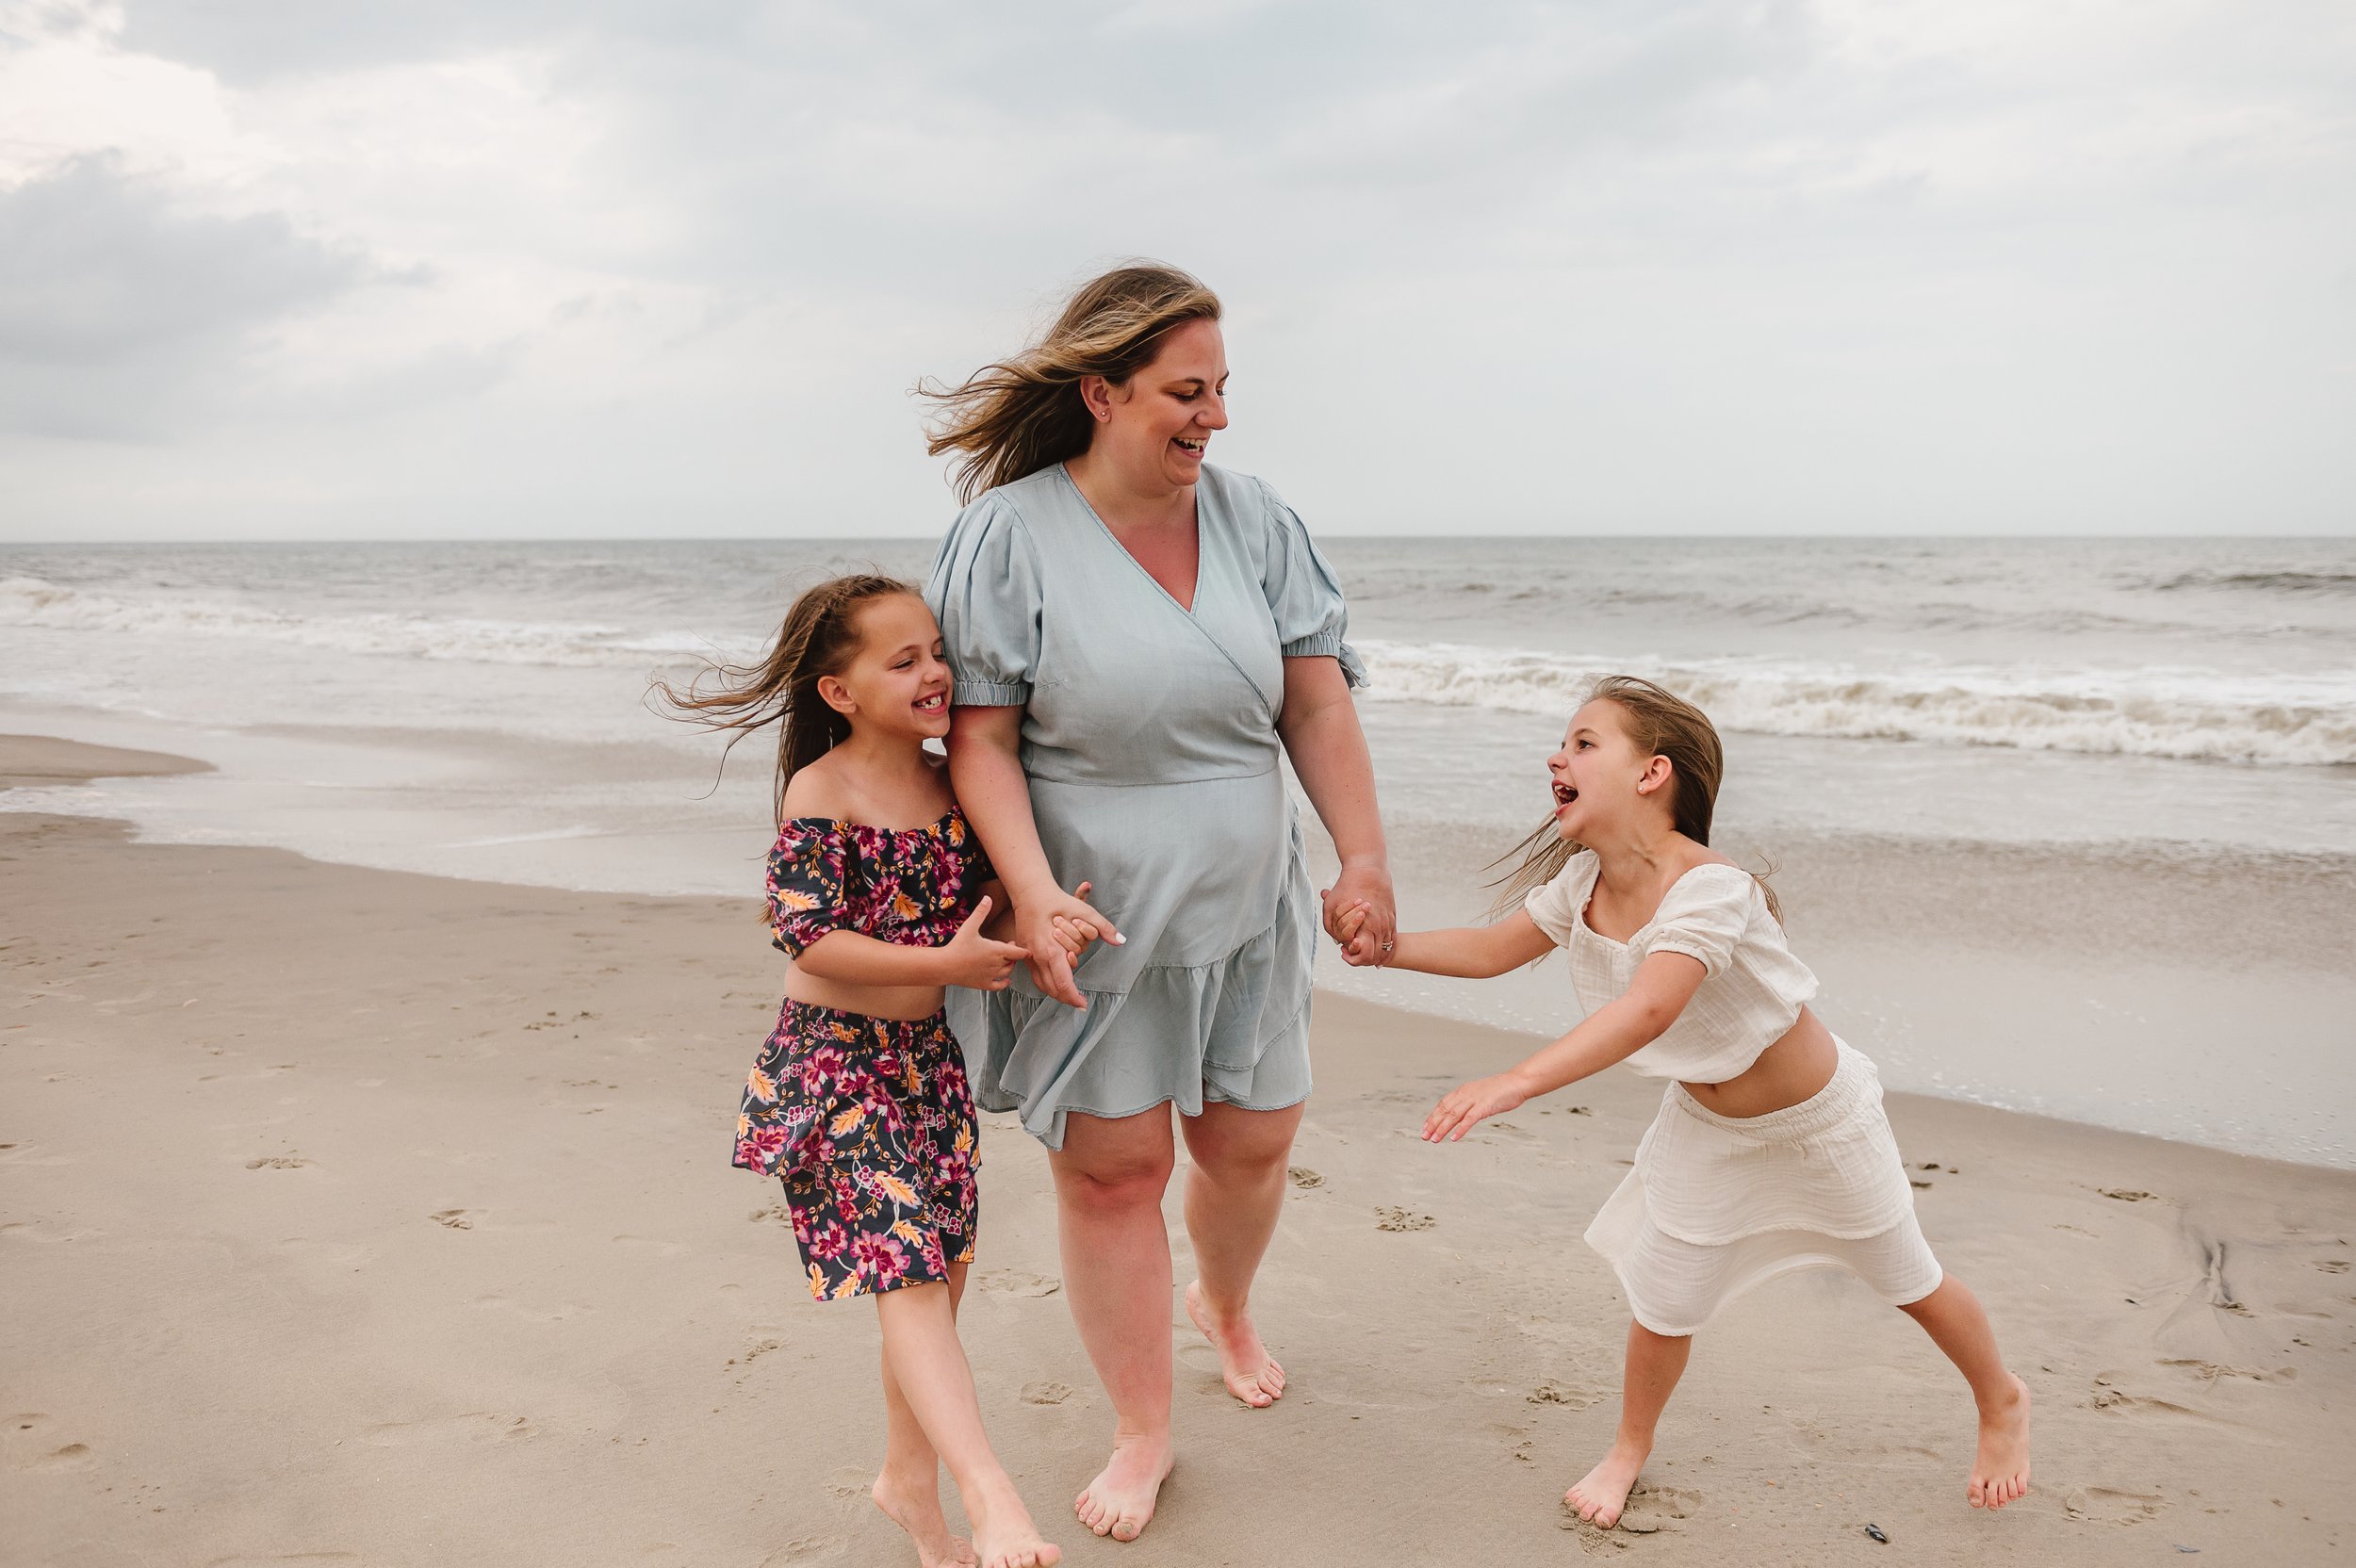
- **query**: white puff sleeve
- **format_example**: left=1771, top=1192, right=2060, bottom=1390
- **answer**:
left=924, top=494, right=1042, bottom=709
left=1521, top=851, right=1600, bottom=948
left=1256, top=481, right=1366, bottom=689
left=1637, top=866, right=1757, bottom=977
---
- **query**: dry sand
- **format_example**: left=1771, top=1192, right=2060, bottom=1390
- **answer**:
left=5, top=736, right=2352, bottom=1566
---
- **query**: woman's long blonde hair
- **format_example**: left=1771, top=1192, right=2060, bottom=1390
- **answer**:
left=1490, top=675, right=1780, bottom=921
left=919, top=262, right=1222, bottom=503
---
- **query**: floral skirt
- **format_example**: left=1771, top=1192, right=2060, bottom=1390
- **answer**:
left=733, top=1001, right=979, bottom=1300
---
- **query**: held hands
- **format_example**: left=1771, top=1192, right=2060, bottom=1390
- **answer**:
left=1318, top=862, right=1395, bottom=967
left=1014, top=881, right=1122, bottom=1010
left=941, top=896, right=1030, bottom=991
left=1422, top=1071, right=1531, bottom=1143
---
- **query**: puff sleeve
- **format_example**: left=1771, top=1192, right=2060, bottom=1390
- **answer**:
left=766, top=821, right=859, bottom=958
left=1255, top=480, right=1366, bottom=689
left=1522, top=850, right=1599, bottom=948
left=925, top=494, right=1043, bottom=708
left=1636, top=865, right=1756, bottom=978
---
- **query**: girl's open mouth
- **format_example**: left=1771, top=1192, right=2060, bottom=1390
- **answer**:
left=1173, top=436, right=1205, bottom=455
left=1552, top=782, right=1577, bottom=806
left=915, top=693, right=946, bottom=713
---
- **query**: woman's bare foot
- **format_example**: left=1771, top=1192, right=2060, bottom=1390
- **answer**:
left=872, top=1469, right=978, bottom=1568
left=1185, top=1280, right=1286, bottom=1408
left=1968, top=1374, right=2033, bottom=1510
left=968, top=1489, right=1061, bottom=1568
left=1073, top=1431, right=1174, bottom=1543
left=1564, top=1436, right=1650, bottom=1529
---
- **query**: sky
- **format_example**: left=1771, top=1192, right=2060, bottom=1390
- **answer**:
left=0, top=0, right=2351, bottom=540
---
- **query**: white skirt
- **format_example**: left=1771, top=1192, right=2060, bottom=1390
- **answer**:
left=1585, top=1039, right=1943, bottom=1337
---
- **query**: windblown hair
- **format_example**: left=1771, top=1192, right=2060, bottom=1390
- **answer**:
left=649, top=573, right=915, bottom=830
left=1489, top=675, right=1780, bottom=922
left=919, top=262, right=1223, bottom=503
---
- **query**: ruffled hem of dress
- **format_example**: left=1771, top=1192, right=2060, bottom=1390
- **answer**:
left=947, top=921, right=1315, bottom=1152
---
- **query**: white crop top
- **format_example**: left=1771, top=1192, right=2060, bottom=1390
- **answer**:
left=1523, top=851, right=1818, bottom=1085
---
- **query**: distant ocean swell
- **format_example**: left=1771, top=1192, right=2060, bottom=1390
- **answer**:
left=1352, top=639, right=2356, bottom=768
left=0, top=576, right=760, bottom=670
left=8, top=575, right=2351, bottom=767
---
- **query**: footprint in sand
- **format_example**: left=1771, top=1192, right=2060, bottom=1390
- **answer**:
left=359, top=1413, right=536, bottom=1447
left=2064, top=1485, right=2167, bottom=1525
left=429, top=1210, right=476, bottom=1230
left=1286, top=1166, right=1325, bottom=1189
left=976, top=1269, right=1060, bottom=1297
left=0, top=1221, right=95, bottom=1244
left=1375, top=1206, right=1435, bottom=1233
left=2100, top=1188, right=2161, bottom=1202
left=1528, top=1380, right=1608, bottom=1410
left=21, top=1441, right=95, bottom=1473
left=245, top=1155, right=314, bottom=1169
left=2317, top=1259, right=2349, bottom=1275
left=1022, top=1380, right=1072, bottom=1405
left=760, top=1539, right=847, bottom=1566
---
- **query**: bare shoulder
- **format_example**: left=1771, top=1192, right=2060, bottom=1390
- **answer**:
left=778, top=755, right=850, bottom=825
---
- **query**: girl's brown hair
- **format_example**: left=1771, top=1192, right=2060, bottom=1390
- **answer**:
left=650, top=573, right=916, bottom=828
left=1490, top=675, right=1780, bottom=921
left=919, top=262, right=1223, bottom=503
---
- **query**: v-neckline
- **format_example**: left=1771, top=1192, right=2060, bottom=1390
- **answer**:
left=1058, top=463, right=1202, bottom=617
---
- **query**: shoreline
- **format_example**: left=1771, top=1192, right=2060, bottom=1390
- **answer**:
left=6, top=736, right=2354, bottom=1563
left=9, top=727, right=2354, bottom=1170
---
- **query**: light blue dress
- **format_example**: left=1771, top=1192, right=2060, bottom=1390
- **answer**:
left=924, top=461, right=1365, bottom=1150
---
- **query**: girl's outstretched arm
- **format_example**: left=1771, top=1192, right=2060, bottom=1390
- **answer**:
left=1422, top=950, right=1707, bottom=1142
left=1342, top=908, right=1556, bottom=977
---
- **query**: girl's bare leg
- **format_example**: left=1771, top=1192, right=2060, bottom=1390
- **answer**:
left=1567, top=1322, right=1692, bottom=1528
left=1049, top=1107, right=1178, bottom=1544
left=875, top=1275, right=1060, bottom=1568
left=1179, top=1100, right=1304, bottom=1407
left=1896, top=1275, right=2033, bottom=1509
left=874, top=1264, right=977, bottom=1567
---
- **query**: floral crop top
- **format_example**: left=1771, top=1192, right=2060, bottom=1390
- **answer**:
left=765, top=808, right=995, bottom=960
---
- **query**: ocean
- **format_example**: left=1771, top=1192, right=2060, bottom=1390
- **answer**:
left=6, top=535, right=2353, bottom=1166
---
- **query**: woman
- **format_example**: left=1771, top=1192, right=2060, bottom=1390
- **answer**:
left=923, top=263, right=1395, bottom=1544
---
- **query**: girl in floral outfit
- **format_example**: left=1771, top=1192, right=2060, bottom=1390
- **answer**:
left=660, top=574, right=1058, bottom=1568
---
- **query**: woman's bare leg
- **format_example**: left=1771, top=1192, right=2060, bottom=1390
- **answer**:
left=1049, top=1107, right=1178, bottom=1543
left=1896, top=1275, right=2032, bottom=1509
left=874, top=1274, right=1060, bottom=1568
left=875, top=1265, right=976, bottom=1568
left=1179, top=1100, right=1304, bottom=1407
left=1567, top=1321, right=1692, bottom=1528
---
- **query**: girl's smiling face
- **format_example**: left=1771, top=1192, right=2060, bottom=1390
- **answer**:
left=1547, top=698, right=1663, bottom=840
left=819, top=594, right=952, bottom=741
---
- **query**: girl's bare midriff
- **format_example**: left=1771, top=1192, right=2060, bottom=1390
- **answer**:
left=783, top=965, right=945, bottom=1023
left=1678, top=1004, right=1840, bottom=1119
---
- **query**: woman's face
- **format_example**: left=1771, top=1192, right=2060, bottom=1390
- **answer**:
left=1087, top=318, right=1230, bottom=490
left=1546, top=699, right=1653, bottom=841
left=821, top=594, right=953, bottom=743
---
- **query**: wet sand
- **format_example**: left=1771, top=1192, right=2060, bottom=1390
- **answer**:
left=4, top=736, right=2352, bottom=1565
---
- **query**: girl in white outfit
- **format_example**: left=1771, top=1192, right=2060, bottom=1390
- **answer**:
left=1333, top=676, right=2032, bottom=1528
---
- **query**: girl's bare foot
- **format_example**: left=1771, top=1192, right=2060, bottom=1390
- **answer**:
left=969, top=1490, right=1061, bottom=1568
left=1968, top=1374, right=2033, bottom=1510
left=1564, top=1437, right=1650, bottom=1529
left=1185, top=1280, right=1286, bottom=1407
left=872, top=1470, right=978, bottom=1567
left=1073, top=1431, right=1173, bottom=1543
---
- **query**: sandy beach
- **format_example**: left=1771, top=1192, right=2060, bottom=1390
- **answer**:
left=6, top=736, right=2353, bottom=1566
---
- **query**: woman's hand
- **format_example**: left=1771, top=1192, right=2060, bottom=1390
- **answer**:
left=1014, top=881, right=1122, bottom=1009
left=1320, top=862, right=1396, bottom=965
left=940, top=897, right=1032, bottom=991
left=1421, top=1071, right=1531, bottom=1143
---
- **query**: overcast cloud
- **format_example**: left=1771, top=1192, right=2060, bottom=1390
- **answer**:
left=1, top=0, right=2350, bottom=538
